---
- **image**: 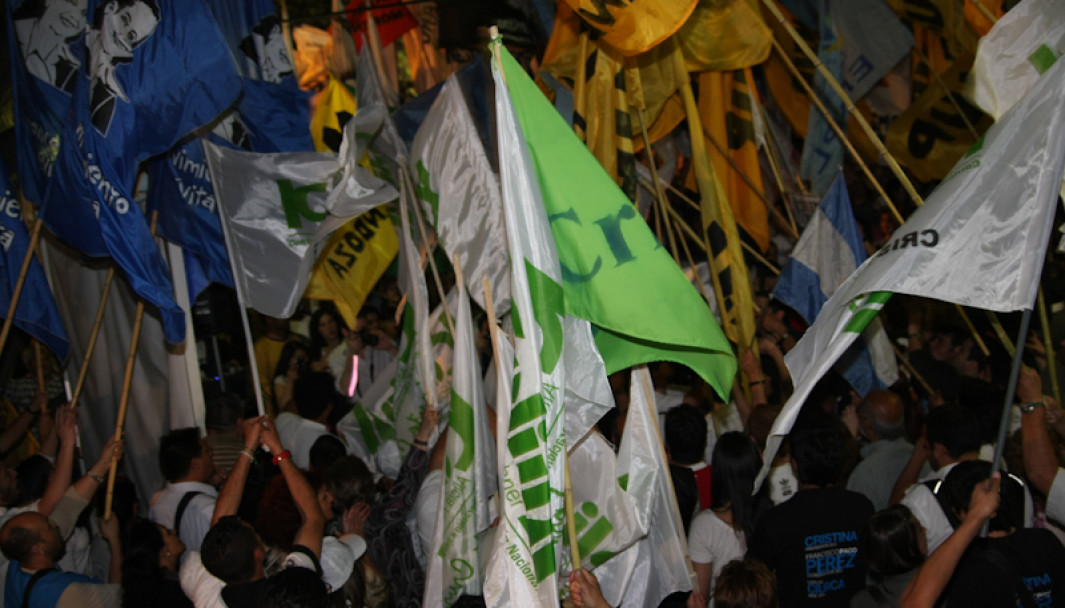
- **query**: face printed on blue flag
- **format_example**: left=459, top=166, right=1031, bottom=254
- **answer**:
left=0, top=160, right=69, bottom=361
left=77, top=0, right=241, bottom=184
left=7, top=0, right=89, bottom=206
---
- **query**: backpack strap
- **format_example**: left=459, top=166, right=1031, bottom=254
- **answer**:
left=174, top=490, right=205, bottom=535
left=922, top=478, right=961, bottom=529
left=20, top=568, right=57, bottom=608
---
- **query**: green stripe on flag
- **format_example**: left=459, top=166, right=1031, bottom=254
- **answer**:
left=844, top=291, right=893, bottom=333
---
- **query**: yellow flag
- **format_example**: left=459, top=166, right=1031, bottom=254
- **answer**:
left=697, top=69, right=770, bottom=252
left=573, top=32, right=637, bottom=199
left=885, top=0, right=979, bottom=58
left=561, top=0, right=698, bottom=56
left=671, top=41, right=756, bottom=349
left=885, top=52, right=992, bottom=182
left=763, top=3, right=817, bottom=137
left=306, top=206, right=399, bottom=328
left=310, top=76, right=357, bottom=153
left=677, top=0, right=771, bottom=72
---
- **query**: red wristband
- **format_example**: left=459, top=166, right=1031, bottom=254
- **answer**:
left=272, top=450, right=292, bottom=466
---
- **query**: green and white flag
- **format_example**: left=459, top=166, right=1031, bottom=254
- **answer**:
left=584, top=367, right=694, bottom=608
left=410, top=75, right=511, bottom=315
left=756, top=56, right=1065, bottom=489
left=495, top=32, right=736, bottom=401
left=485, top=38, right=570, bottom=608
left=966, top=0, right=1064, bottom=120
left=424, top=276, right=497, bottom=608
left=357, top=46, right=408, bottom=177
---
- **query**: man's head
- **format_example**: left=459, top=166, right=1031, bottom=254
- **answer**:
left=664, top=405, right=707, bottom=466
left=159, top=427, right=214, bottom=483
left=925, top=405, right=982, bottom=470
left=857, top=390, right=906, bottom=443
left=0, top=511, right=64, bottom=566
left=789, top=415, right=845, bottom=487
left=941, top=460, right=1025, bottom=533
left=928, top=327, right=968, bottom=365
left=200, top=515, right=264, bottom=584
left=293, top=372, right=341, bottom=423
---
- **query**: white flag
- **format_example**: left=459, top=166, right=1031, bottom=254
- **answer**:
left=424, top=276, right=497, bottom=608
left=598, top=368, right=694, bottom=608
left=966, top=0, right=1065, bottom=120
left=485, top=37, right=569, bottom=608
left=756, top=56, right=1065, bottom=489
left=410, top=75, right=511, bottom=315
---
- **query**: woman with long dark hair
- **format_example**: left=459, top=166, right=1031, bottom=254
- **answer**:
left=850, top=505, right=926, bottom=608
left=272, top=342, right=310, bottom=414
left=122, top=518, right=192, bottom=607
left=689, top=432, right=766, bottom=604
left=308, top=306, right=348, bottom=378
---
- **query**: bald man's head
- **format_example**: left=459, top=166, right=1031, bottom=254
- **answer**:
left=0, top=512, right=63, bottom=565
left=857, top=390, right=905, bottom=442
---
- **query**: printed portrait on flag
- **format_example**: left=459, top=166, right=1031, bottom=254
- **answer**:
left=87, top=0, right=161, bottom=135
left=12, top=0, right=88, bottom=93
left=239, top=15, right=293, bottom=83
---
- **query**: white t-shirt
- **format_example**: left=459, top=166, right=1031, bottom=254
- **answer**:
left=688, top=510, right=746, bottom=604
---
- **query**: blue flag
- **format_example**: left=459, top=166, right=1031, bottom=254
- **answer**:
left=39, top=0, right=242, bottom=343
left=147, top=0, right=312, bottom=300
left=0, top=161, right=69, bottom=361
left=773, top=175, right=897, bottom=394
left=798, top=0, right=846, bottom=197
left=7, top=0, right=90, bottom=207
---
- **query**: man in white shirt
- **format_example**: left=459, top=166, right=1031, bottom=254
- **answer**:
left=275, top=372, right=346, bottom=470
left=149, top=428, right=219, bottom=554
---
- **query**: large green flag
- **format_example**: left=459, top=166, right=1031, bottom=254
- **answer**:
left=499, top=49, right=737, bottom=398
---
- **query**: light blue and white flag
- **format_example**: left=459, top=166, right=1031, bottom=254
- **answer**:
left=756, top=56, right=1065, bottom=490
left=772, top=175, right=897, bottom=395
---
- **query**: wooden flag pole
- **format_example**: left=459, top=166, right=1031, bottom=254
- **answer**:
left=564, top=451, right=582, bottom=571
left=760, top=0, right=925, bottom=210
left=69, top=268, right=116, bottom=410
left=104, top=212, right=158, bottom=519
left=0, top=218, right=43, bottom=356
left=34, top=341, right=44, bottom=393
left=635, top=107, right=683, bottom=267
left=1039, top=286, right=1061, bottom=406
left=401, top=167, right=455, bottom=336
left=701, top=124, right=799, bottom=240
left=768, top=39, right=905, bottom=224
left=757, top=102, right=802, bottom=236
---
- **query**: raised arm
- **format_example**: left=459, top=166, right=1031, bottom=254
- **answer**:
left=1018, top=367, right=1058, bottom=496
left=38, top=405, right=77, bottom=515
left=212, top=416, right=263, bottom=524
left=260, top=418, right=324, bottom=558
left=900, top=473, right=1000, bottom=608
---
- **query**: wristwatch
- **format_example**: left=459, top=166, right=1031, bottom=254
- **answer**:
left=1020, top=401, right=1046, bottom=414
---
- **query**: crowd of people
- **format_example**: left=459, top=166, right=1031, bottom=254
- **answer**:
left=3, top=264, right=1065, bottom=608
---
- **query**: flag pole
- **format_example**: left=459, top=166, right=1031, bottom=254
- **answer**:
left=104, top=211, right=158, bottom=519
left=0, top=218, right=43, bottom=356
left=759, top=101, right=808, bottom=196
left=401, top=167, right=455, bottom=337
left=213, top=153, right=268, bottom=419
left=700, top=120, right=799, bottom=240
left=563, top=451, right=582, bottom=570
left=756, top=101, right=802, bottom=236
left=1038, top=286, right=1061, bottom=406
left=635, top=107, right=682, bottom=267
left=767, top=39, right=904, bottom=224
left=984, top=307, right=1033, bottom=536
left=34, top=341, right=44, bottom=393
left=760, top=0, right=925, bottom=211
left=70, top=268, right=116, bottom=410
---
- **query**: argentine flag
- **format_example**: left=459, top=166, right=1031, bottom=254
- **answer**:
left=772, top=175, right=898, bottom=395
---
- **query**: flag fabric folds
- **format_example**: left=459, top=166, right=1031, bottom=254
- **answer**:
left=560, top=0, right=698, bottom=56
left=500, top=37, right=737, bottom=400
left=410, top=76, right=511, bottom=316
left=965, top=0, right=1064, bottom=120
left=756, top=56, right=1065, bottom=489
left=36, top=0, right=242, bottom=344
left=771, top=175, right=898, bottom=395
left=423, top=277, right=496, bottom=608
left=0, top=161, right=69, bottom=361
left=485, top=38, right=571, bottom=608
